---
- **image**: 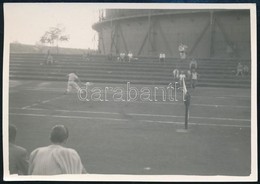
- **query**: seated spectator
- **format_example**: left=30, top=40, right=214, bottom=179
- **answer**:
left=189, top=58, right=198, bottom=71
left=162, top=53, right=165, bottom=62
left=159, top=53, right=165, bottom=62
left=236, top=62, right=244, bottom=76
left=226, top=43, right=236, bottom=58
left=46, top=54, right=54, bottom=65
left=107, top=53, right=113, bottom=61
left=120, top=53, right=126, bottom=62
left=82, top=52, right=90, bottom=61
left=159, top=53, right=162, bottom=62
left=226, top=45, right=233, bottom=57
left=243, top=64, right=249, bottom=76
left=128, top=51, right=133, bottom=62
left=28, top=125, right=87, bottom=175
left=178, top=43, right=188, bottom=60
left=9, top=124, right=28, bottom=175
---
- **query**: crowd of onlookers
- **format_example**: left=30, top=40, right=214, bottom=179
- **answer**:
left=173, top=58, right=199, bottom=89
left=236, top=62, right=249, bottom=77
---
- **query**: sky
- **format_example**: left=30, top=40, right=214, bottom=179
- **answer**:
left=4, top=3, right=254, bottom=50
left=4, top=3, right=100, bottom=50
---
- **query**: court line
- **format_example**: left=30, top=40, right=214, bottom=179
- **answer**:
left=11, top=107, right=251, bottom=122
left=141, top=120, right=250, bottom=128
left=18, top=98, right=250, bottom=109
left=21, top=95, right=66, bottom=109
left=19, top=87, right=250, bottom=99
left=14, top=87, right=250, bottom=108
left=9, top=112, right=250, bottom=128
left=19, top=100, right=250, bottom=109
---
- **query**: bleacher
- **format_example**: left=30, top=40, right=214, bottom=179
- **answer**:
left=9, top=53, right=251, bottom=88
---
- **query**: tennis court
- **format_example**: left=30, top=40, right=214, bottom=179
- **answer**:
left=9, top=80, right=251, bottom=176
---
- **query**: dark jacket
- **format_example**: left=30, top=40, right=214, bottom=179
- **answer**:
left=9, top=143, right=28, bottom=175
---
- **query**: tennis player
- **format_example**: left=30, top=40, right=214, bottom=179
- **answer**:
left=64, top=72, right=82, bottom=94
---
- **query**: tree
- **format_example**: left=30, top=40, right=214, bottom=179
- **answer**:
left=40, top=24, right=69, bottom=54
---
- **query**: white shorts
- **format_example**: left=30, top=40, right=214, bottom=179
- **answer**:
left=66, top=81, right=80, bottom=93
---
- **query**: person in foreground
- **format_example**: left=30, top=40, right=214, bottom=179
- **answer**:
left=28, top=125, right=87, bottom=175
left=9, top=124, right=29, bottom=175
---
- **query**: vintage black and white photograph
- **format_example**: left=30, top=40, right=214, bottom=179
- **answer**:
left=3, top=3, right=257, bottom=181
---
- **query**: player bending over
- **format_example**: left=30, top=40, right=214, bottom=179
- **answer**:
left=64, top=72, right=82, bottom=94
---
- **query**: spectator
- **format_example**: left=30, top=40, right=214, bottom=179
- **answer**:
left=178, top=43, right=188, bottom=60
left=190, top=69, right=199, bottom=89
left=107, top=53, right=113, bottom=61
left=172, top=64, right=179, bottom=81
left=236, top=62, right=244, bottom=77
left=179, top=70, right=186, bottom=87
left=28, top=125, right=87, bottom=175
left=82, top=52, right=90, bottom=61
left=173, top=69, right=179, bottom=80
left=162, top=53, right=166, bottom=62
left=159, top=53, right=162, bottom=62
left=227, top=43, right=236, bottom=58
left=9, top=124, right=28, bottom=175
left=159, top=53, right=165, bottom=62
left=226, top=45, right=233, bottom=57
left=120, top=53, right=126, bottom=62
left=189, top=58, right=198, bottom=71
left=243, top=64, right=249, bottom=76
left=46, top=50, right=54, bottom=65
left=128, top=51, right=133, bottom=62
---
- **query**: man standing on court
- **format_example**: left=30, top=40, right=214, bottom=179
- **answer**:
left=28, top=125, right=87, bottom=175
left=65, top=72, right=82, bottom=94
left=190, top=69, right=199, bottom=89
left=9, top=124, right=29, bottom=175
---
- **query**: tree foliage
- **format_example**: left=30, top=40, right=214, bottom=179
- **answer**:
left=40, top=24, right=69, bottom=53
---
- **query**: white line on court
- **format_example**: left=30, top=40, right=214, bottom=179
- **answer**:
left=140, top=119, right=250, bottom=128
left=20, top=95, right=66, bottom=109
left=21, top=106, right=31, bottom=110
left=9, top=112, right=250, bottom=128
left=19, top=98, right=250, bottom=109
left=134, top=101, right=250, bottom=108
left=20, top=87, right=250, bottom=99
left=106, top=100, right=250, bottom=108
left=10, top=107, right=251, bottom=123
left=15, top=87, right=250, bottom=108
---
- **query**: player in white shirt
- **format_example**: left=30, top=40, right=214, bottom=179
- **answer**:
left=190, top=69, right=199, bottom=89
left=65, top=72, right=82, bottom=94
left=178, top=43, right=188, bottom=60
left=179, top=71, right=186, bottom=87
left=128, top=51, right=133, bottom=62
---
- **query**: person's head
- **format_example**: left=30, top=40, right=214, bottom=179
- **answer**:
left=50, top=125, right=69, bottom=144
left=9, top=124, right=17, bottom=143
left=181, top=70, right=184, bottom=74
